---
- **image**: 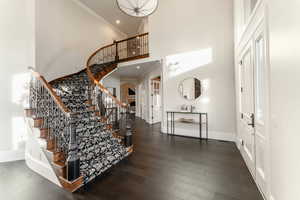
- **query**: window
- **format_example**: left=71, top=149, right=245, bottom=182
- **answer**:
left=255, top=35, right=265, bottom=122
left=244, top=0, right=259, bottom=23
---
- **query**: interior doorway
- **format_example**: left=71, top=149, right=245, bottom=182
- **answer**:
left=121, top=83, right=136, bottom=114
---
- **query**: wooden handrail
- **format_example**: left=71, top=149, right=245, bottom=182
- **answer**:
left=28, top=67, right=71, bottom=114
left=116, top=32, right=148, bottom=43
left=86, top=64, right=127, bottom=108
left=86, top=43, right=116, bottom=67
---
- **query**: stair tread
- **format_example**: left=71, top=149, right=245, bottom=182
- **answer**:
left=53, top=160, right=66, bottom=168
left=44, top=63, right=129, bottom=185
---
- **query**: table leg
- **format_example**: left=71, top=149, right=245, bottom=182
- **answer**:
left=171, top=113, right=173, bottom=134
left=172, top=112, right=175, bottom=135
left=170, top=112, right=172, bottom=135
left=167, top=112, right=169, bottom=135
left=200, top=114, right=202, bottom=140
left=206, top=113, right=208, bottom=141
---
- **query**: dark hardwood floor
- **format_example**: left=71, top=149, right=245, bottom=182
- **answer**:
left=0, top=118, right=263, bottom=200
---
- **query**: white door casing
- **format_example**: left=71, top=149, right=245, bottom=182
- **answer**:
left=151, top=79, right=161, bottom=124
left=141, top=88, right=147, bottom=120
left=253, top=21, right=269, bottom=197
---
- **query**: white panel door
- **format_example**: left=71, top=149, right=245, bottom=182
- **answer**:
left=240, top=43, right=256, bottom=176
left=151, top=80, right=161, bottom=124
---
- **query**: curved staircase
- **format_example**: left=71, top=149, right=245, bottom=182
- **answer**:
left=24, top=33, right=149, bottom=192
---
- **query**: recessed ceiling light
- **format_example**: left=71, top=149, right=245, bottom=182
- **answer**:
left=136, top=66, right=140, bottom=69
left=116, top=20, right=120, bottom=24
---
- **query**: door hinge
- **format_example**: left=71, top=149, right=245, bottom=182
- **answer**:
left=241, top=140, right=244, bottom=146
left=241, top=113, right=244, bottom=119
left=240, top=60, right=243, bottom=65
left=241, top=87, right=243, bottom=93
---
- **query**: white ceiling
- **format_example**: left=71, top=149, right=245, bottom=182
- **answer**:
left=113, top=61, right=161, bottom=79
left=78, top=0, right=143, bottom=36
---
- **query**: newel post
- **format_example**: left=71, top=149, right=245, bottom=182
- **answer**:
left=114, top=40, right=119, bottom=62
left=113, top=107, right=119, bottom=130
left=124, top=106, right=133, bottom=147
left=67, top=113, right=80, bottom=182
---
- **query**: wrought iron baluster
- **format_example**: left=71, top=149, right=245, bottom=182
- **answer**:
left=67, top=114, right=80, bottom=182
left=29, top=75, right=34, bottom=110
left=35, top=79, right=39, bottom=118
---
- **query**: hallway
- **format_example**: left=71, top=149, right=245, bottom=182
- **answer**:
left=0, top=118, right=263, bottom=200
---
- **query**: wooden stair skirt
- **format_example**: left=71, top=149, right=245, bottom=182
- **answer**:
left=25, top=108, right=35, bottom=118
left=59, top=176, right=84, bottom=192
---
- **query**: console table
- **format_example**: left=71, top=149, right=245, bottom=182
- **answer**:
left=166, top=111, right=208, bottom=140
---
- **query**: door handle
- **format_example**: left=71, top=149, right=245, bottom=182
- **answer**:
left=248, top=114, right=255, bottom=128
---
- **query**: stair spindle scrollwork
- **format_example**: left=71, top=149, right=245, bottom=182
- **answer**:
left=86, top=33, right=149, bottom=149
left=27, top=67, right=81, bottom=182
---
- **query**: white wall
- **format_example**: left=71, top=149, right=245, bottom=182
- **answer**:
left=137, top=18, right=149, bottom=34
left=102, top=75, right=121, bottom=101
left=0, top=0, right=35, bottom=162
left=268, top=0, right=300, bottom=199
left=148, top=0, right=236, bottom=140
left=36, top=0, right=127, bottom=81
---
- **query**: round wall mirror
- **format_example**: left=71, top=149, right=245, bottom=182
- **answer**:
left=178, top=78, right=202, bottom=100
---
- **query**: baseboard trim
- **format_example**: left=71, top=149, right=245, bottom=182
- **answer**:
left=236, top=142, right=269, bottom=200
left=209, top=131, right=236, bottom=142
left=161, top=126, right=236, bottom=142
left=0, top=150, right=25, bottom=163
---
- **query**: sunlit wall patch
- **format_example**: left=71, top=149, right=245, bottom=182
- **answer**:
left=201, top=79, right=210, bottom=92
left=166, top=48, right=213, bottom=78
left=12, top=116, right=27, bottom=150
left=200, top=97, right=211, bottom=104
left=12, top=72, right=31, bottom=107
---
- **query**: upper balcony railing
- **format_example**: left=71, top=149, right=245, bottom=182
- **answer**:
left=117, top=32, right=149, bottom=62
left=87, top=33, right=149, bottom=66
